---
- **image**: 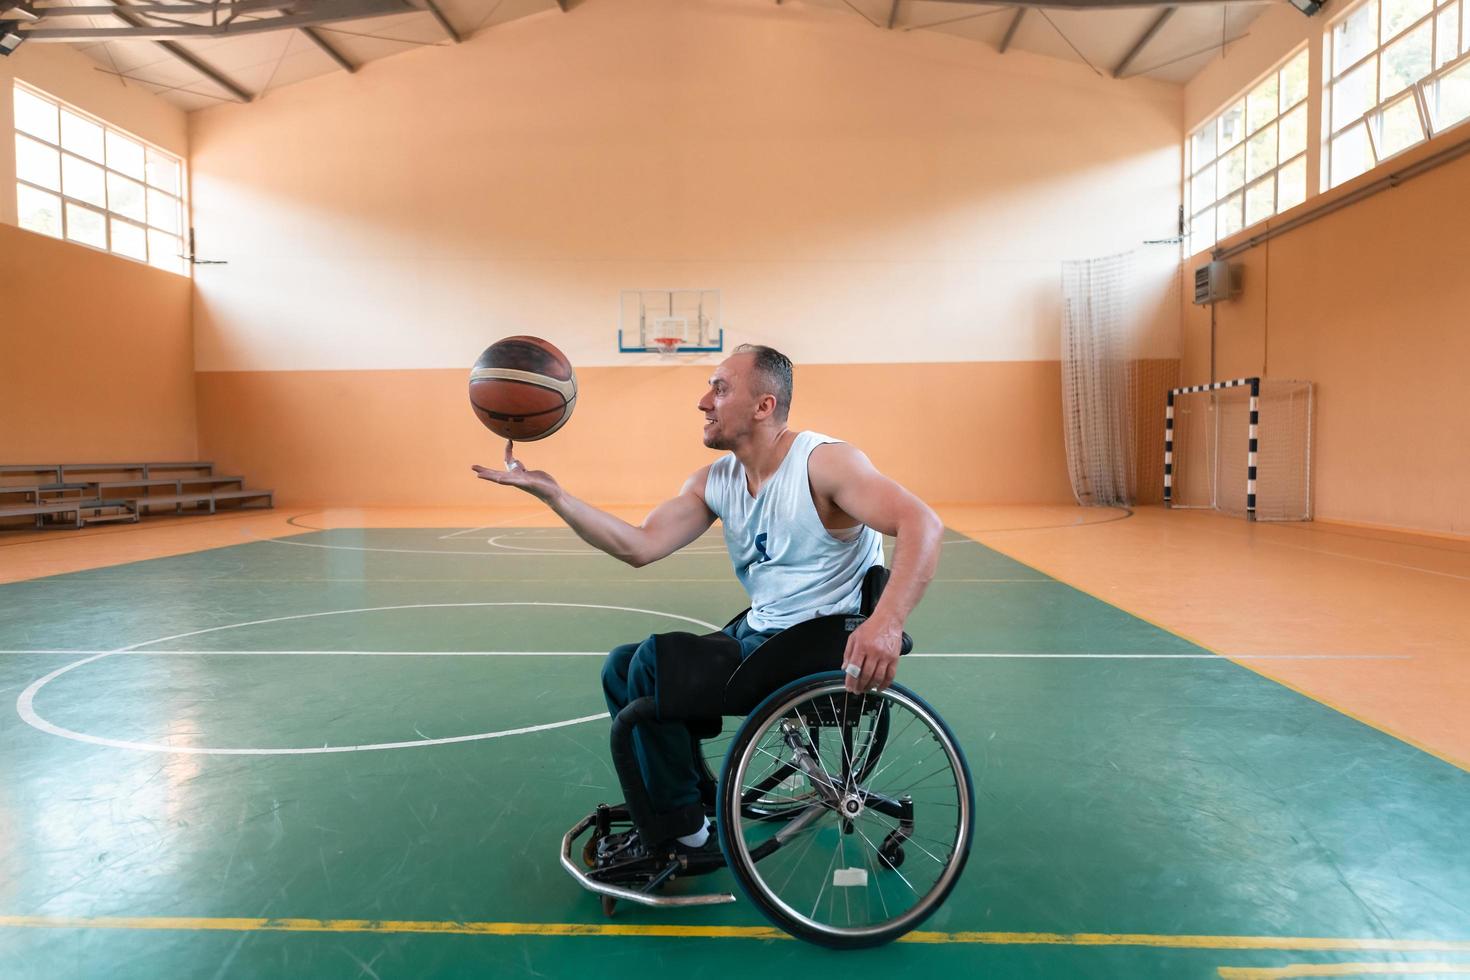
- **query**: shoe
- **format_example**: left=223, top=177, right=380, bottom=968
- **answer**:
left=673, top=823, right=724, bottom=873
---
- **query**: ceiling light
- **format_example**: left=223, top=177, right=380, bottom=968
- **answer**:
left=0, top=22, right=26, bottom=56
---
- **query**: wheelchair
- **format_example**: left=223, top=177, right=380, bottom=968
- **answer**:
left=560, top=567, right=975, bottom=949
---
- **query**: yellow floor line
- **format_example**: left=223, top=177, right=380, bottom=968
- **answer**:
left=963, top=530, right=1470, bottom=774
left=1219, top=962, right=1470, bottom=978
left=2, top=916, right=1470, bottom=951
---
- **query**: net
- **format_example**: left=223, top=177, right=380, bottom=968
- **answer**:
left=1169, top=379, right=1313, bottom=521
left=1060, top=251, right=1181, bottom=507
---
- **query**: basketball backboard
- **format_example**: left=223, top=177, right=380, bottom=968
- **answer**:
left=618, top=289, right=723, bottom=354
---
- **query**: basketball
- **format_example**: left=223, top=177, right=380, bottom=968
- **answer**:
left=468, top=336, right=578, bottom=441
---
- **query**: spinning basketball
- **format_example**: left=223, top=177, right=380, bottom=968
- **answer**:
left=468, top=336, right=577, bottom=441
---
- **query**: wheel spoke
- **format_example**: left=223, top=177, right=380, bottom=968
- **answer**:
left=726, top=679, right=971, bottom=944
left=851, top=821, right=919, bottom=898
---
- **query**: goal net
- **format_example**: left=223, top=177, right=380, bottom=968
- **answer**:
left=1165, top=378, right=1314, bottom=521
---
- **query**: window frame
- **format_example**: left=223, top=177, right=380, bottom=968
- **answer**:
left=1323, top=0, right=1470, bottom=188
left=1185, top=45, right=1311, bottom=254
left=12, top=81, right=189, bottom=276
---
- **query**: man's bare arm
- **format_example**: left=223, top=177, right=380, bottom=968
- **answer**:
left=809, top=442, right=944, bottom=691
left=473, top=441, right=715, bottom=567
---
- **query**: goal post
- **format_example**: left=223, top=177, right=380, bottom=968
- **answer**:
left=1164, top=377, right=1314, bottom=522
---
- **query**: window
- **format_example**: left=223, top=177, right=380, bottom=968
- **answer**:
left=12, top=83, right=187, bottom=275
left=1324, top=0, right=1470, bottom=187
left=1186, top=49, right=1310, bottom=254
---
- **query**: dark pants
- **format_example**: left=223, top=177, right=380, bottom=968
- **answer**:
left=600, top=616, right=779, bottom=834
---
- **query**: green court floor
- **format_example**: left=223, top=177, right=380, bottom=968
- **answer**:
left=1, top=525, right=1467, bottom=978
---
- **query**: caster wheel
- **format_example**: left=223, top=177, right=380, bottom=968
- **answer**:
left=878, top=831, right=906, bottom=870
left=601, top=895, right=618, bottom=918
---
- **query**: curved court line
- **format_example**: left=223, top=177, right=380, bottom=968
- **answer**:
left=941, top=507, right=1133, bottom=538
left=16, top=602, right=720, bottom=756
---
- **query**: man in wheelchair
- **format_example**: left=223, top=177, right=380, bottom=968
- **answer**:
left=474, top=345, right=971, bottom=948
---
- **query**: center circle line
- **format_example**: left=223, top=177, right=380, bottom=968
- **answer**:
left=16, top=602, right=721, bottom=756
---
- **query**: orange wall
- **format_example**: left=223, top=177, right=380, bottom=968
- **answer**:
left=180, top=0, right=1189, bottom=508
left=1180, top=128, right=1470, bottom=535
left=194, top=362, right=1075, bottom=507
left=0, top=221, right=197, bottom=463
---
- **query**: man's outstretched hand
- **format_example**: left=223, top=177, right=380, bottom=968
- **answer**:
left=472, top=440, right=562, bottom=504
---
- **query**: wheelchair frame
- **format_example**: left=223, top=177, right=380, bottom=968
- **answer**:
left=559, top=567, right=975, bottom=948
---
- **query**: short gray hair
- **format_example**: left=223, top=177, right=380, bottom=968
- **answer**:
left=733, top=344, right=793, bottom=422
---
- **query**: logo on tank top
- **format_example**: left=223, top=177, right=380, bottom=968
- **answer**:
left=753, top=532, right=772, bottom=564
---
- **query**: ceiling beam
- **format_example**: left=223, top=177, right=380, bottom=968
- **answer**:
left=301, top=26, right=355, bottom=71
left=998, top=7, right=1024, bottom=51
left=1112, top=6, right=1174, bottom=77
left=887, top=0, right=901, bottom=28
left=423, top=0, right=459, bottom=42
left=21, top=0, right=413, bottom=41
left=107, top=0, right=252, bottom=102
left=916, top=0, right=1270, bottom=9
left=35, top=0, right=297, bottom=15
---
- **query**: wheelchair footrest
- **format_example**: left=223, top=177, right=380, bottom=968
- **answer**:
left=561, top=809, right=737, bottom=909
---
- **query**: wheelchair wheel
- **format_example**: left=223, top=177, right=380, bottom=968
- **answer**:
left=702, top=706, right=892, bottom=822
left=717, top=672, right=973, bottom=949
left=702, top=728, right=821, bottom=820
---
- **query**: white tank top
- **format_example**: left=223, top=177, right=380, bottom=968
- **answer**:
left=703, top=431, right=884, bottom=631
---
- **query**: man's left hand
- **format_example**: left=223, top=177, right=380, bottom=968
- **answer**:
left=842, top=615, right=903, bottom=693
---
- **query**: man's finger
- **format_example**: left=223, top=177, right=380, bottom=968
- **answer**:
left=504, top=440, right=518, bottom=469
left=878, top=658, right=897, bottom=691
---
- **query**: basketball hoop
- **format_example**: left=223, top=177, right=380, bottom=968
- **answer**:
left=651, top=337, right=683, bottom=357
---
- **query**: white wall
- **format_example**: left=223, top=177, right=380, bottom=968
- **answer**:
left=189, top=0, right=1185, bottom=371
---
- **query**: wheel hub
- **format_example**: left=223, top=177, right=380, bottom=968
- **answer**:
left=839, top=793, right=865, bottom=818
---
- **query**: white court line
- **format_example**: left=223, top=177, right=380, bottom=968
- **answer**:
left=14, top=602, right=721, bottom=756
left=484, top=533, right=727, bottom=555
left=436, top=525, right=494, bottom=540
left=255, top=535, right=730, bottom=558
left=0, top=650, right=1411, bottom=660
left=256, top=533, right=987, bottom=558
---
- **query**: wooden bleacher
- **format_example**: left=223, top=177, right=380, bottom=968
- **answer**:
left=0, top=461, right=272, bottom=530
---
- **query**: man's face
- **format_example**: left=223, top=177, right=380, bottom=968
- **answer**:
left=698, top=354, right=761, bottom=450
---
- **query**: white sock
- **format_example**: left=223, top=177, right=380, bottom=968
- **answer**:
left=677, top=817, right=710, bottom=848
